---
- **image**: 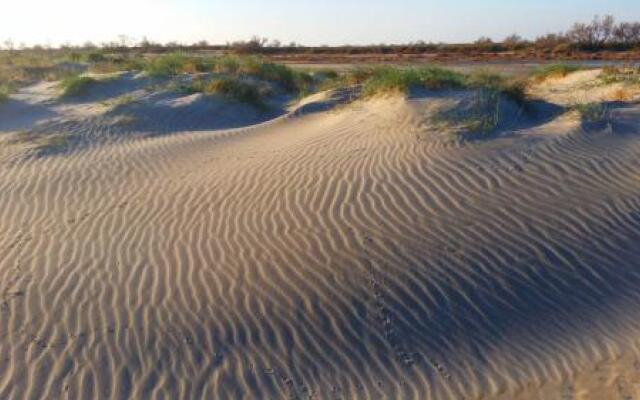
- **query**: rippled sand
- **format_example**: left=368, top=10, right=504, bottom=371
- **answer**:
left=1, top=71, right=640, bottom=399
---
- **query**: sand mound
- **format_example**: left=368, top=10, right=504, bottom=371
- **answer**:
left=529, top=68, right=640, bottom=105
left=1, top=73, right=640, bottom=399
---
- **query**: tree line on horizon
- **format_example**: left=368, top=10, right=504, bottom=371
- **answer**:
left=2, top=15, right=640, bottom=55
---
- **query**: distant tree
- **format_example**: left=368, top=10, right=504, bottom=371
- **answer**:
left=474, top=36, right=495, bottom=49
left=117, top=34, right=132, bottom=48
left=229, top=36, right=269, bottom=53
left=3, top=38, right=14, bottom=51
left=503, top=34, right=526, bottom=50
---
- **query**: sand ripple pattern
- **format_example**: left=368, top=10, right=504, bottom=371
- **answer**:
left=1, top=98, right=640, bottom=399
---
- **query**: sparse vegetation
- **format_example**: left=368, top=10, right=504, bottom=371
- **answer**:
left=0, top=84, right=10, bottom=103
left=212, top=56, right=313, bottom=93
left=532, top=64, right=583, bottom=82
left=433, top=89, right=505, bottom=137
left=59, top=75, right=98, bottom=97
left=314, top=69, right=339, bottom=80
left=363, top=67, right=464, bottom=96
left=465, top=70, right=527, bottom=104
left=206, top=77, right=265, bottom=107
left=9, top=131, right=71, bottom=153
left=600, top=66, right=640, bottom=85
left=573, top=102, right=608, bottom=122
left=343, top=67, right=465, bottom=97
left=179, top=76, right=265, bottom=107
left=144, top=53, right=191, bottom=77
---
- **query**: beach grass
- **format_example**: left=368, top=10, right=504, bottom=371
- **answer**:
left=59, top=75, right=98, bottom=97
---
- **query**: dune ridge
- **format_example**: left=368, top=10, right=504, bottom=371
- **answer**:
left=1, top=73, right=640, bottom=399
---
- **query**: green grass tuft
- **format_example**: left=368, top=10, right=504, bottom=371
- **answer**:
left=0, top=85, right=10, bottom=103
left=59, top=75, right=98, bottom=97
left=600, top=66, right=640, bottom=85
left=465, top=70, right=527, bottom=103
left=144, top=53, right=214, bottom=77
left=573, top=102, right=608, bottom=122
left=144, top=54, right=189, bottom=77
left=359, top=66, right=466, bottom=97
left=206, top=78, right=264, bottom=107
left=531, top=64, right=582, bottom=82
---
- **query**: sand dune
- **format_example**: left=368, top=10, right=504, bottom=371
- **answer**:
left=1, top=71, right=640, bottom=399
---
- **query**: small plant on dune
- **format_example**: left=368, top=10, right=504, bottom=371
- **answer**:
left=90, top=56, right=147, bottom=74
left=238, top=57, right=313, bottom=93
left=214, top=56, right=241, bottom=75
left=205, top=77, right=265, bottom=108
left=144, top=53, right=213, bottom=77
left=531, top=64, right=582, bottom=82
left=360, top=66, right=465, bottom=97
left=84, top=52, right=106, bottom=63
left=610, top=87, right=632, bottom=101
left=465, top=70, right=527, bottom=104
left=144, top=53, right=187, bottom=77
left=9, top=131, right=71, bottom=153
left=431, top=71, right=530, bottom=137
left=178, top=77, right=208, bottom=95
left=314, top=69, right=339, bottom=80
left=600, top=66, right=640, bottom=85
left=59, top=75, right=98, bottom=97
left=434, top=89, right=503, bottom=137
left=210, top=56, right=312, bottom=94
left=418, top=67, right=467, bottom=90
left=361, top=67, right=422, bottom=96
left=346, top=68, right=377, bottom=85
left=572, top=102, right=608, bottom=122
left=0, top=84, right=10, bottom=103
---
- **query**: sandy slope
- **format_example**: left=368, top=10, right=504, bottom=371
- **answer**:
left=1, top=72, right=640, bottom=399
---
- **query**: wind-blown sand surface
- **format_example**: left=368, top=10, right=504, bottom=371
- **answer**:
left=1, top=70, right=640, bottom=399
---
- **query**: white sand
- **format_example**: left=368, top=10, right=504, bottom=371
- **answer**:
left=1, top=71, right=640, bottom=399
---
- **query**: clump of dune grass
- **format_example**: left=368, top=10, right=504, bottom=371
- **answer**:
left=465, top=70, right=527, bottom=104
left=357, top=67, right=466, bottom=97
left=213, top=56, right=314, bottom=93
left=573, top=102, right=608, bottom=122
left=426, top=71, right=530, bottom=138
left=214, top=56, right=241, bottom=75
left=206, top=77, right=265, bottom=107
left=433, top=89, right=505, bottom=137
left=179, top=76, right=265, bottom=108
left=144, top=53, right=214, bottom=77
left=600, top=66, right=640, bottom=85
left=531, top=64, right=582, bottom=82
left=0, top=84, right=10, bottom=103
left=144, top=54, right=189, bottom=77
left=59, top=75, right=98, bottom=97
left=9, top=131, right=71, bottom=154
left=314, top=69, right=339, bottom=80
left=90, top=56, right=147, bottom=74
left=610, top=87, right=633, bottom=101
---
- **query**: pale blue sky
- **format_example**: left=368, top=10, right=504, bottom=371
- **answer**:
left=2, top=0, right=640, bottom=46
